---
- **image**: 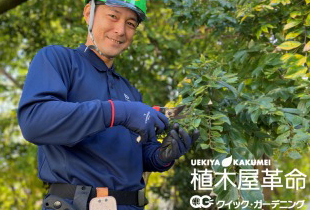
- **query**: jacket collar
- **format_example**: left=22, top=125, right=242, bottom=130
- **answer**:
left=76, top=44, right=120, bottom=78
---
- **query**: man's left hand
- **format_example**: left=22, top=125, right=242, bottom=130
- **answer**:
left=158, top=123, right=200, bottom=163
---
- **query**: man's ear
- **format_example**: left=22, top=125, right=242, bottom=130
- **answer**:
left=83, top=3, right=91, bottom=25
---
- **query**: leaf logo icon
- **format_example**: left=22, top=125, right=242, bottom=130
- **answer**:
left=222, top=156, right=232, bottom=167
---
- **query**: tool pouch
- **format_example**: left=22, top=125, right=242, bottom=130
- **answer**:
left=89, top=187, right=117, bottom=210
left=43, top=194, right=76, bottom=210
left=89, top=196, right=117, bottom=210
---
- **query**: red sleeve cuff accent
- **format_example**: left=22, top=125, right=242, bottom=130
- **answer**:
left=108, top=100, right=115, bottom=128
left=163, top=162, right=172, bottom=167
left=156, top=147, right=172, bottom=167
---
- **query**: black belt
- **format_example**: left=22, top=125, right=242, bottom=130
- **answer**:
left=49, top=183, right=148, bottom=207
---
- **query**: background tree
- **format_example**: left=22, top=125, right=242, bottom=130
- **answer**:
left=0, top=0, right=309, bottom=209
left=147, top=0, right=310, bottom=209
left=0, top=0, right=28, bottom=14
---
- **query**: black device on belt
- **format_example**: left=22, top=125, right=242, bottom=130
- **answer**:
left=43, top=183, right=148, bottom=210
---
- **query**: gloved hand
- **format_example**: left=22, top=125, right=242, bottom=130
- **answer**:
left=113, top=101, right=169, bottom=143
left=158, top=123, right=200, bottom=163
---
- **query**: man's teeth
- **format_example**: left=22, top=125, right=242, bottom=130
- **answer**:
left=109, top=37, right=121, bottom=44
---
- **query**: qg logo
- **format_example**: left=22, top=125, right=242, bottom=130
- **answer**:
left=190, top=195, right=214, bottom=208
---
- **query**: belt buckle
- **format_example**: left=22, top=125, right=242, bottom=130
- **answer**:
left=138, top=188, right=146, bottom=207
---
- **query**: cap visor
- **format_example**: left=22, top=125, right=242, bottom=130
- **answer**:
left=105, top=0, right=146, bottom=21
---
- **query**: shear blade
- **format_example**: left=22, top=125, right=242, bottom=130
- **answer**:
left=165, top=105, right=186, bottom=118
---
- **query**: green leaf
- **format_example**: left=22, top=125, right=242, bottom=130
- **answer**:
left=252, top=140, right=264, bottom=159
left=263, top=143, right=273, bottom=157
left=213, top=120, right=225, bottom=125
left=216, top=184, right=238, bottom=203
left=281, top=53, right=294, bottom=62
left=238, top=81, right=245, bottom=93
left=254, top=131, right=270, bottom=139
left=212, top=113, right=226, bottom=119
left=277, top=41, right=301, bottom=50
left=277, top=125, right=289, bottom=134
left=288, top=151, right=302, bottom=159
left=217, top=81, right=238, bottom=97
left=275, top=131, right=290, bottom=145
left=221, top=115, right=231, bottom=125
left=248, top=40, right=255, bottom=48
left=213, top=137, right=225, bottom=144
left=193, top=96, right=203, bottom=107
left=226, top=77, right=238, bottom=83
left=252, top=66, right=263, bottom=77
left=211, top=126, right=223, bottom=132
left=211, top=153, right=228, bottom=172
left=211, top=131, right=221, bottom=138
left=280, top=144, right=290, bottom=152
left=193, top=77, right=202, bottom=87
left=284, top=113, right=303, bottom=127
left=234, top=50, right=247, bottom=61
left=274, top=111, right=284, bottom=116
left=291, top=132, right=309, bottom=147
left=200, top=54, right=206, bottom=63
left=181, top=96, right=194, bottom=104
left=303, top=41, right=310, bottom=52
left=250, top=109, right=261, bottom=123
left=200, top=143, right=209, bottom=149
left=193, top=85, right=207, bottom=96
left=282, top=54, right=306, bottom=65
left=240, top=188, right=264, bottom=203
left=305, top=14, right=310, bottom=26
left=290, top=11, right=302, bottom=18
left=200, top=129, right=209, bottom=142
left=232, top=147, right=254, bottom=169
left=213, top=146, right=228, bottom=154
left=283, top=20, right=302, bottom=30
left=281, top=108, right=302, bottom=114
left=235, top=103, right=246, bottom=114
left=212, top=67, right=223, bottom=77
left=193, top=118, right=201, bottom=128
left=285, top=29, right=303, bottom=40
left=261, top=25, right=269, bottom=33
left=284, top=66, right=307, bottom=79
left=230, top=130, right=247, bottom=147
left=146, top=45, right=155, bottom=52
left=256, top=29, right=262, bottom=39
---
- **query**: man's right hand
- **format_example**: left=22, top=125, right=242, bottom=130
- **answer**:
left=113, top=101, right=169, bottom=143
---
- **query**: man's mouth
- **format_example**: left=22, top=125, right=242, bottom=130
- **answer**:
left=107, top=36, right=123, bottom=44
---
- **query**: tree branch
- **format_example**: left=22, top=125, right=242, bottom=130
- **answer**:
left=0, top=0, right=28, bottom=15
left=0, top=68, right=23, bottom=89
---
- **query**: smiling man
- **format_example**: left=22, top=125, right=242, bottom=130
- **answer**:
left=17, top=0, right=199, bottom=210
left=84, top=0, right=139, bottom=66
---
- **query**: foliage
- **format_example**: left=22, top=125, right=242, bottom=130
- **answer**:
left=148, top=0, right=310, bottom=209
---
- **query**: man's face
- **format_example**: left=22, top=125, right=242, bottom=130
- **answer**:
left=85, top=4, right=138, bottom=58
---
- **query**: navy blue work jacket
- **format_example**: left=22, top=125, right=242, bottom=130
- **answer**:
left=18, top=44, right=173, bottom=210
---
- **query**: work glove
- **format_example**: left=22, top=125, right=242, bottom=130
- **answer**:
left=158, top=123, right=200, bottom=163
left=113, top=101, right=169, bottom=143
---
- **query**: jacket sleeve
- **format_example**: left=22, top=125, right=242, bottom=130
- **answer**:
left=142, top=137, right=174, bottom=172
left=17, top=46, right=112, bottom=146
left=137, top=93, right=174, bottom=172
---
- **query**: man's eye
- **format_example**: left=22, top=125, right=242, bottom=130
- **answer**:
left=127, top=22, right=137, bottom=28
left=109, top=14, right=117, bottom=19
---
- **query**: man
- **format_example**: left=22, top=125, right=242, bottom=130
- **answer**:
left=17, top=0, right=199, bottom=209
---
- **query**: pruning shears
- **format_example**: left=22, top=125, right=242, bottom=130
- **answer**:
left=152, top=105, right=186, bottom=119
left=136, top=105, right=187, bottom=142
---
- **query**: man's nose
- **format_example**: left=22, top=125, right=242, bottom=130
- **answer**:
left=114, top=21, right=126, bottom=36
